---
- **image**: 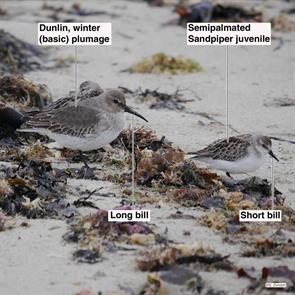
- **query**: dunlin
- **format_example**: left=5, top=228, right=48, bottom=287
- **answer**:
left=20, top=82, right=147, bottom=151
left=190, top=134, right=279, bottom=177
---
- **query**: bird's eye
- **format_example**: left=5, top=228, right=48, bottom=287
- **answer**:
left=262, top=144, right=267, bottom=149
left=113, top=99, right=119, bottom=104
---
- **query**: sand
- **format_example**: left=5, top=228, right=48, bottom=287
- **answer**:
left=0, top=0, right=294, bottom=294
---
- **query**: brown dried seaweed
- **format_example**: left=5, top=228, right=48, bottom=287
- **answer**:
left=127, top=53, right=203, bottom=75
left=0, top=75, right=52, bottom=110
left=64, top=207, right=158, bottom=262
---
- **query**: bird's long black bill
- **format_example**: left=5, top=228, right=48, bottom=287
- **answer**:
left=125, top=105, right=148, bottom=122
left=269, top=150, right=279, bottom=162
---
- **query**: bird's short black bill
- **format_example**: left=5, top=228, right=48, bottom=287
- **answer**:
left=125, top=105, right=148, bottom=122
left=269, top=150, right=279, bottom=162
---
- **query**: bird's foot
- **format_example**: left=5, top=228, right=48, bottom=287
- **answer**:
left=226, top=172, right=233, bottom=178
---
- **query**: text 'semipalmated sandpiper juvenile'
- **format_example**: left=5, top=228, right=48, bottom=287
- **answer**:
left=190, top=134, right=279, bottom=177
left=20, top=81, right=148, bottom=151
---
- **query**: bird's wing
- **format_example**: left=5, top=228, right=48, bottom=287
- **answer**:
left=192, top=135, right=251, bottom=161
left=79, top=81, right=103, bottom=97
left=36, top=81, right=103, bottom=114
left=22, top=105, right=103, bottom=137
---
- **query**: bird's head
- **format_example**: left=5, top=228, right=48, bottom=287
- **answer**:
left=104, top=89, right=148, bottom=122
left=256, top=135, right=279, bottom=162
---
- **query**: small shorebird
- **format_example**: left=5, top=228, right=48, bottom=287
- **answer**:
left=190, top=134, right=279, bottom=177
left=19, top=82, right=147, bottom=151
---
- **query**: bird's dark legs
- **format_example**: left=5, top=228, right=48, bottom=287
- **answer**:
left=79, top=150, right=90, bottom=169
left=226, top=172, right=232, bottom=178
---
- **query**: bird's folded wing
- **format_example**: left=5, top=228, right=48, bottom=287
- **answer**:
left=37, top=81, right=103, bottom=114
left=192, top=136, right=251, bottom=161
left=22, top=105, right=104, bottom=138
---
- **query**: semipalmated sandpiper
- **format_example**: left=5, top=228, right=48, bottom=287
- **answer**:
left=190, top=134, right=279, bottom=177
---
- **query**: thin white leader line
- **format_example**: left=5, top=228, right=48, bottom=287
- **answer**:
left=131, top=116, right=135, bottom=200
left=271, top=157, right=275, bottom=210
left=74, top=45, right=78, bottom=108
left=226, top=45, right=229, bottom=142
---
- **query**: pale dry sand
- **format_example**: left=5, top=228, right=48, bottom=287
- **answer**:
left=0, top=1, right=294, bottom=295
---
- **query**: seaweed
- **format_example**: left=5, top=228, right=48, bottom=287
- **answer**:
left=271, top=14, right=295, bottom=32
left=136, top=244, right=232, bottom=272
left=0, top=30, right=45, bottom=74
left=0, top=159, right=75, bottom=219
left=238, top=265, right=295, bottom=292
left=0, top=75, right=52, bottom=111
left=176, top=2, right=262, bottom=26
left=119, top=87, right=194, bottom=111
left=127, top=53, right=203, bottom=75
left=64, top=207, right=160, bottom=262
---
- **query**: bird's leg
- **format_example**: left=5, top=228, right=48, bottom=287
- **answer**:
left=226, top=172, right=233, bottom=178
left=79, top=150, right=90, bottom=169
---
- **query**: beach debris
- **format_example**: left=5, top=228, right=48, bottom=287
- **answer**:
left=238, top=265, right=295, bottom=292
left=60, top=149, right=103, bottom=164
left=41, top=2, right=119, bottom=22
left=271, top=14, right=295, bottom=32
left=145, top=0, right=175, bottom=7
left=0, top=159, right=74, bottom=219
left=0, top=30, right=45, bottom=74
left=264, top=97, right=295, bottom=107
left=224, top=176, right=283, bottom=201
left=73, top=188, right=101, bottom=210
left=0, top=75, right=52, bottom=111
left=176, top=2, right=262, bottom=26
left=139, top=274, right=162, bottom=295
left=64, top=207, right=158, bottom=262
left=242, top=234, right=295, bottom=258
left=119, top=87, right=194, bottom=111
left=113, top=128, right=218, bottom=191
left=160, top=264, right=201, bottom=286
left=136, top=244, right=231, bottom=272
left=73, top=249, right=102, bottom=264
left=112, top=127, right=170, bottom=153
left=135, top=148, right=219, bottom=193
left=127, top=53, right=202, bottom=75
